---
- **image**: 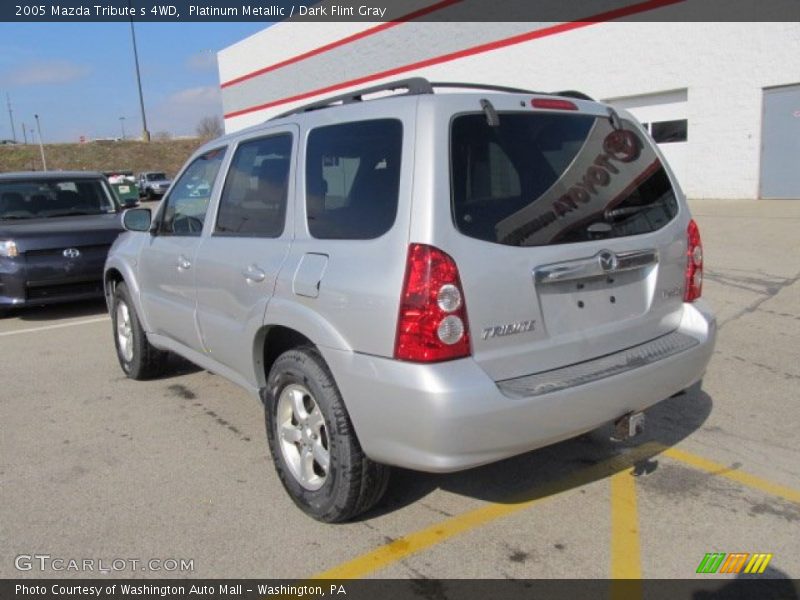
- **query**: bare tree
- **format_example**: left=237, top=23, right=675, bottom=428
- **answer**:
left=153, top=130, right=172, bottom=141
left=196, top=116, right=223, bottom=139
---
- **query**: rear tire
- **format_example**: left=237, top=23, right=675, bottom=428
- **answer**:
left=265, top=347, right=390, bottom=522
left=112, top=282, right=168, bottom=380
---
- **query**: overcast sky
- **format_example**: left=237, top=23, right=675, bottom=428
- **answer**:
left=0, top=22, right=268, bottom=143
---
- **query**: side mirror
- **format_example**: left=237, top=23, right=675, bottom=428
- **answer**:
left=122, top=208, right=152, bottom=232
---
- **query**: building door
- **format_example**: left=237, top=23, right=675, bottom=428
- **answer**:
left=760, top=85, right=800, bottom=199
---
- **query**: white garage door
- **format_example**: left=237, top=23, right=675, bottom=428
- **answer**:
left=607, top=89, right=688, bottom=191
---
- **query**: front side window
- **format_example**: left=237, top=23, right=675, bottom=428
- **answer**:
left=0, top=178, right=117, bottom=220
left=450, top=113, right=678, bottom=246
left=216, top=134, right=292, bottom=237
left=159, top=148, right=226, bottom=236
left=306, top=119, right=402, bottom=240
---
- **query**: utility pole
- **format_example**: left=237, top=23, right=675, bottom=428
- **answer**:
left=119, top=116, right=126, bottom=140
left=21, top=122, right=27, bottom=144
left=6, top=94, right=16, bottom=142
left=128, top=3, right=150, bottom=142
left=34, top=114, right=47, bottom=171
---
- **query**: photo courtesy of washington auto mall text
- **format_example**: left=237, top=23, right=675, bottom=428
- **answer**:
left=14, top=583, right=347, bottom=598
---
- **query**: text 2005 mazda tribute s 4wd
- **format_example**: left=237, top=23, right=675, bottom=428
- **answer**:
left=104, top=79, right=716, bottom=522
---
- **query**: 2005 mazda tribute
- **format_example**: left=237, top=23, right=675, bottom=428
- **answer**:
left=104, top=79, right=716, bottom=522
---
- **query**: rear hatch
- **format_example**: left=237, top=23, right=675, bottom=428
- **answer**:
left=432, top=95, right=688, bottom=381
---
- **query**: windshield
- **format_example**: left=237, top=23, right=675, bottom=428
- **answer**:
left=0, top=179, right=118, bottom=220
left=146, top=173, right=167, bottom=181
left=450, top=112, right=678, bottom=246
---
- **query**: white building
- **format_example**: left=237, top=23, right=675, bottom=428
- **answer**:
left=218, top=18, right=800, bottom=199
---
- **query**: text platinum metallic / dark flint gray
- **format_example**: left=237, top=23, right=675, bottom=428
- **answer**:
left=104, top=78, right=716, bottom=521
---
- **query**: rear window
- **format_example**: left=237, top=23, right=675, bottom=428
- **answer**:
left=216, top=133, right=292, bottom=238
left=306, top=119, right=402, bottom=240
left=450, top=113, right=678, bottom=246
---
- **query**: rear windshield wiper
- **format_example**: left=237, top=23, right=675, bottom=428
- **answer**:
left=604, top=202, right=665, bottom=220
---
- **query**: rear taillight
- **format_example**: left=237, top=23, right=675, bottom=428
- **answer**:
left=394, top=244, right=471, bottom=362
left=684, top=219, right=703, bottom=302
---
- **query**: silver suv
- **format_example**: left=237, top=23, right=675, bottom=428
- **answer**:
left=105, top=79, right=716, bottom=522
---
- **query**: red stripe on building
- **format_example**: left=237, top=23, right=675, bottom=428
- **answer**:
left=224, top=0, right=686, bottom=119
left=220, top=0, right=461, bottom=89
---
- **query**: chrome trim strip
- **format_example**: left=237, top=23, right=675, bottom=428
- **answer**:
left=533, top=248, right=659, bottom=284
left=496, top=331, right=699, bottom=399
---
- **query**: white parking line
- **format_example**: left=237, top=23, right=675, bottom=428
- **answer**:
left=0, top=316, right=110, bottom=337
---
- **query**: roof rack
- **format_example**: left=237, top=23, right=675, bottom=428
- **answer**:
left=431, top=82, right=594, bottom=101
left=269, top=77, right=593, bottom=121
left=270, top=78, right=433, bottom=120
left=429, top=81, right=542, bottom=94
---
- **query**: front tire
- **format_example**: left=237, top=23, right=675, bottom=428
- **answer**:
left=112, top=282, right=167, bottom=380
left=265, top=347, right=390, bottom=522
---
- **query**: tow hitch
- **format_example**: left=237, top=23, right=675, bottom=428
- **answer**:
left=612, top=411, right=645, bottom=441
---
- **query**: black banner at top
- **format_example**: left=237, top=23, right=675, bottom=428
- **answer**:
left=2, top=0, right=799, bottom=22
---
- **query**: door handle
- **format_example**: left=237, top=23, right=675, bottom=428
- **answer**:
left=177, top=255, right=192, bottom=270
left=242, top=264, right=266, bottom=283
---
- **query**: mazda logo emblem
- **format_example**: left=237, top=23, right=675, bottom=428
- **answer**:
left=598, top=250, right=618, bottom=272
left=63, top=248, right=81, bottom=259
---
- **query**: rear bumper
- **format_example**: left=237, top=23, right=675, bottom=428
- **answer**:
left=323, top=301, right=716, bottom=472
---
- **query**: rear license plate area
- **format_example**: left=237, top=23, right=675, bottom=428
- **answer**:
left=536, top=268, right=650, bottom=335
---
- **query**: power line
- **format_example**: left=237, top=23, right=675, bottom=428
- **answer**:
left=128, top=2, right=150, bottom=142
left=6, top=93, right=17, bottom=142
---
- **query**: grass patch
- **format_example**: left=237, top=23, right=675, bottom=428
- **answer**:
left=0, top=139, right=207, bottom=177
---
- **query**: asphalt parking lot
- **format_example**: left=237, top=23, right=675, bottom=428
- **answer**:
left=1, top=199, right=798, bottom=584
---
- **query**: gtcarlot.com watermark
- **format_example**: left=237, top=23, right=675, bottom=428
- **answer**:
left=15, top=554, right=194, bottom=573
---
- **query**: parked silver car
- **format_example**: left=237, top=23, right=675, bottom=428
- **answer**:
left=137, top=172, right=171, bottom=200
left=104, top=79, right=716, bottom=522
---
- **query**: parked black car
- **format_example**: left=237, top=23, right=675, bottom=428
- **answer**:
left=0, top=171, right=125, bottom=315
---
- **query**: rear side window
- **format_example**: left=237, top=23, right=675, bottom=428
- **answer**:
left=450, top=113, right=678, bottom=246
left=216, top=134, right=292, bottom=237
left=306, top=119, right=402, bottom=240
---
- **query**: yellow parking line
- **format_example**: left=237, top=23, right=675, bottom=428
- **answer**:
left=610, top=468, right=642, bottom=579
left=661, top=446, right=800, bottom=505
left=311, top=442, right=663, bottom=580
left=609, top=468, right=643, bottom=600
left=313, top=501, right=539, bottom=579
left=310, top=440, right=800, bottom=581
